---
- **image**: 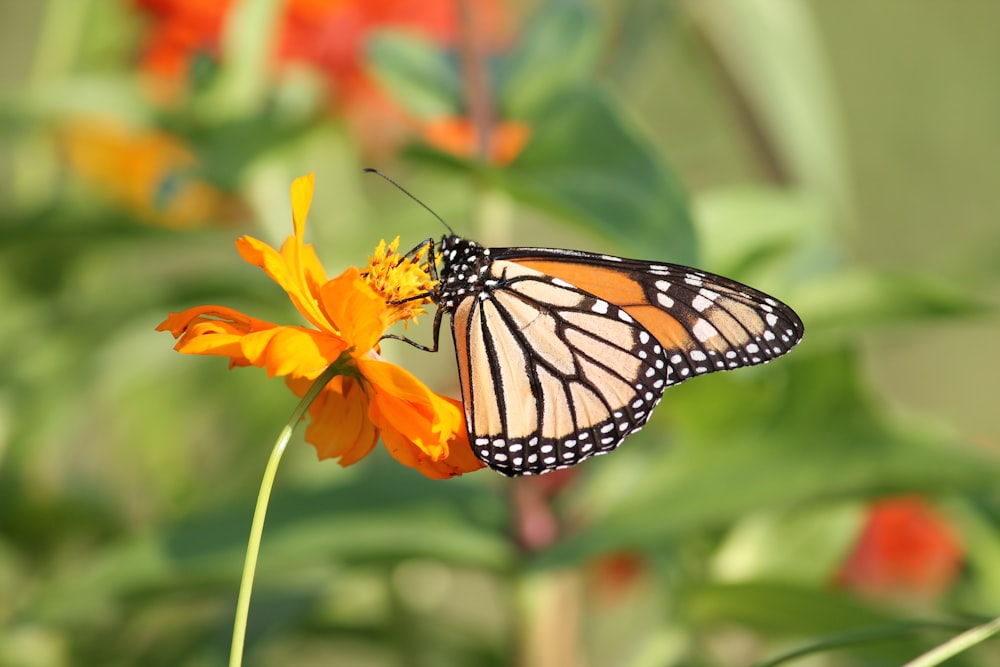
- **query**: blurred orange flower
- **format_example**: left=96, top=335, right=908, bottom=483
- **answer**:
left=59, top=117, right=235, bottom=228
left=157, top=172, right=484, bottom=479
left=836, top=495, right=963, bottom=599
left=420, top=116, right=530, bottom=166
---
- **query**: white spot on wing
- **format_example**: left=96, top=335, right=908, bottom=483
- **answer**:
left=691, top=294, right=713, bottom=312
left=692, top=318, right=719, bottom=342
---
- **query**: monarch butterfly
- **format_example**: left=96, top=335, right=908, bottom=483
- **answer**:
left=427, top=236, right=804, bottom=476
left=370, top=172, right=805, bottom=477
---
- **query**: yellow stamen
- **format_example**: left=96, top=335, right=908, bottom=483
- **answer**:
left=364, top=237, right=438, bottom=327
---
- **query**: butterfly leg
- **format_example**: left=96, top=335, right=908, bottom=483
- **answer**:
left=379, top=306, right=444, bottom=353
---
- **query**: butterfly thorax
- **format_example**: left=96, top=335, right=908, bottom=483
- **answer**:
left=437, top=235, right=493, bottom=310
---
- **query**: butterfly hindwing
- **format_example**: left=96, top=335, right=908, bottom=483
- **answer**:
left=449, top=258, right=670, bottom=476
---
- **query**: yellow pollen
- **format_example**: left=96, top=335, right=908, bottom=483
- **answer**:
left=364, top=237, right=439, bottom=327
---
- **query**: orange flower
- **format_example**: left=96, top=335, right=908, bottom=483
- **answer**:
left=420, top=117, right=530, bottom=166
left=156, top=173, right=484, bottom=479
left=836, top=495, right=963, bottom=599
left=59, top=117, right=235, bottom=228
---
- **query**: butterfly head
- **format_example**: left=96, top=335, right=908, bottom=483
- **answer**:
left=437, top=235, right=493, bottom=310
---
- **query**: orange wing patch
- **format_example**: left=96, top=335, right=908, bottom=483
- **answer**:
left=515, top=260, right=693, bottom=352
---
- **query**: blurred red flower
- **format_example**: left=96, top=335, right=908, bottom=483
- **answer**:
left=589, top=551, right=648, bottom=607
left=836, top=495, right=963, bottom=599
left=132, top=0, right=524, bottom=161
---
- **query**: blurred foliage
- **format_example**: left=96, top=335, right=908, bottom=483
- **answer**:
left=1, top=1, right=999, bottom=667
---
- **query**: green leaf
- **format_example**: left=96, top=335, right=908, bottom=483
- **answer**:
left=683, top=583, right=968, bottom=666
left=692, top=0, right=853, bottom=216
left=405, top=88, right=696, bottom=261
left=503, top=88, right=696, bottom=263
left=533, top=349, right=1000, bottom=568
left=796, top=269, right=993, bottom=343
left=367, top=32, right=462, bottom=118
left=711, top=503, right=864, bottom=585
left=682, top=582, right=892, bottom=636
left=197, top=0, right=284, bottom=120
left=497, top=1, right=603, bottom=118
left=694, top=186, right=836, bottom=281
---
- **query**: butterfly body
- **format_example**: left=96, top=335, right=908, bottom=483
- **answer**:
left=434, top=235, right=804, bottom=477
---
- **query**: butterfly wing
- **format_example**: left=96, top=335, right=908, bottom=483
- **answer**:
left=503, top=247, right=804, bottom=379
left=441, top=240, right=804, bottom=477
left=450, top=258, right=671, bottom=476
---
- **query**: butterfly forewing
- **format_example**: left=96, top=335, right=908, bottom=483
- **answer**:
left=508, top=250, right=804, bottom=382
left=437, top=237, right=804, bottom=477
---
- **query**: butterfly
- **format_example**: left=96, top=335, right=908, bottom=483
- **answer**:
left=366, top=170, right=804, bottom=477
left=402, top=234, right=806, bottom=477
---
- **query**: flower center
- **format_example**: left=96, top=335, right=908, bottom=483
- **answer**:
left=364, top=237, right=438, bottom=327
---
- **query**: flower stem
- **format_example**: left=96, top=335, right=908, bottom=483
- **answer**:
left=229, top=361, right=345, bottom=667
left=902, top=615, right=1000, bottom=667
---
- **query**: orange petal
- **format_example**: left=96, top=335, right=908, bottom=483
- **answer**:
left=236, top=234, right=332, bottom=333
left=376, top=402, right=483, bottom=479
left=361, top=358, right=483, bottom=478
left=157, top=305, right=347, bottom=378
left=241, top=326, right=349, bottom=379
left=157, top=305, right=277, bottom=366
left=290, top=172, right=314, bottom=247
left=319, top=267, right=389, bottom=352
left=290, top=376, right=380, bottom=466
left=234, top=174, right=340, bottom=334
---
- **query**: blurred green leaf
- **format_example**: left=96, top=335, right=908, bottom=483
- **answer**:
left=505, top=88, right=696, bottom=263
left=683, top=582, right=892, bottom=635
left=367, top=32, right=462, bottom=119
left=497, top=1, right=603, bottom=118
left=197, top=0, right=283, bottom=121
left=692, top=0, right=853, bottom=217
left=684, top=583, right=970, bottom=666
left=165, top=466, right=512, bottom=572
left=711, top=503, right=863, bottom=585
left=797, top=269, right=993, bottom=342
left=536, top=349, right=1000, bottom=567
left=407, top=87, right=696, bottom=261
left=694, top=186, right=836, bottom=281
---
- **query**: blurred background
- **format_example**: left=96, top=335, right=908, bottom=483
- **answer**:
left=2, top=1, right=999, bottom=666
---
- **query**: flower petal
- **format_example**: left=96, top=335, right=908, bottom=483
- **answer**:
left=375, top=398, right=482, bottom=479
left=157, top=305, right=347, bottom=378
left=236, top=234, right=332, bottom=333
left=361, top=358, right=483, bottom=478
left=289, top=376, right=379, bottom=466
left=242, top=326, right=349, bottom=379
left=319, top=268, right=388, bottom=353
left=234, top=174, right=339, bottom=334
left=157, top=305, right=277, bottom=367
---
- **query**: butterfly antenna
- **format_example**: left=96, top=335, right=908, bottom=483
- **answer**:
left=363, top=168, right=455, bottom=235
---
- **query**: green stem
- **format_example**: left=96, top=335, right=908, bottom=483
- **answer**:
left=228, top=361, right=345, bottom=667
left=753, top=621, right=984, bottom=667
left=902, top=615, right=1000, bottom=667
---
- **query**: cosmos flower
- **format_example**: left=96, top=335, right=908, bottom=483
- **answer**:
left=157, top=172, right=484, bottom=478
